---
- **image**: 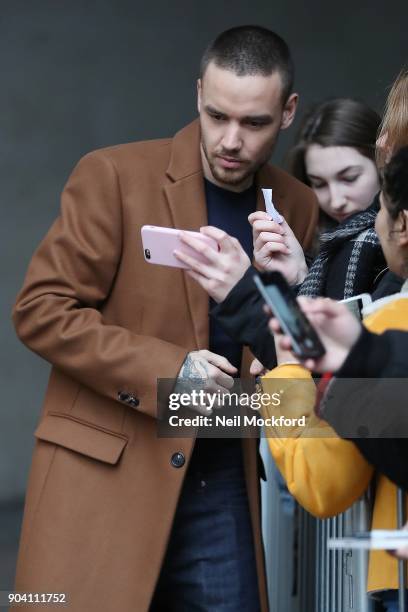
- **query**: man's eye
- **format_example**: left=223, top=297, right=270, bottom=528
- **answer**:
left=210, top=113, right=224, bottom=121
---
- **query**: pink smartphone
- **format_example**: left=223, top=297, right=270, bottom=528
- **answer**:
left=141, top=225, right=219, bottom=269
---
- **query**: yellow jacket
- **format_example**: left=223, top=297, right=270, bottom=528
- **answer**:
left=262, top=295, right=408, bottom=592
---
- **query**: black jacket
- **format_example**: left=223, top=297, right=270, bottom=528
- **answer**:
left=320, top=327, right=408, bottom=492
left=211, top=266, right=277, bottom=369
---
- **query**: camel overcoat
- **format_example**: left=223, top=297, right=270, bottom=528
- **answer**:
left=12, top=120, right=318, bottom=611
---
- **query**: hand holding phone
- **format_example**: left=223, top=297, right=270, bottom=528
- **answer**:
left=272, top=295, right=363, bottom=373
left=141, top=225, right=218, bottom=269
left=253, top=271, right=326, bottom=360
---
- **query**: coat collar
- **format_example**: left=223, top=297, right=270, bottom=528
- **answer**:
left=166, top=120, right=203, bottom=181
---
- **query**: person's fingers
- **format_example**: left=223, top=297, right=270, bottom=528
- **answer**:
left=214, top=372, right=235, bottom=390
left=252, top=219, right=286, bottom=236
left=267, top=319, right=292, bottom=350
left=201, top=227, right=245, bottom=258
left=253, top=221, right=286, bottom=235
left=298, top=296, right=341, bottom=317
left=279, top=218, right=295, bottom=235
left=250, top=358, right=266, bottom=376
left=178, top=232, right=220, bottom=265
left=174, top=248, right=224, bottom=281
left=302, top=358, right=317, bottom=370
left=204, top=378, right=233, bottom=395
left=296, top=296, right=315, bottom=308
left=194, top=402, right=213, bottom=416
left=199, top=225, right=229, bottom=242
left=204, top=351, right=238, bottom=374
left=254, top=232, right=288, bottom=250
left=303, top=310, right=334, bottom=329
left=248, top=211, right=272, bottom=225
left=173, top=248, right=204, bottom=269
left=268, top=318, right=281, bottom=333
left=257, top=241, right=291, bottom=259
left=390, top=546, right=408, bottom=560
left=277, top=336, right=292, bottom=351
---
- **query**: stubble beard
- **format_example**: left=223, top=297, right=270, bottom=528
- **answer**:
left=201, top=139, right=274, bottom=190
left=201, top=140, right=255, bottom=189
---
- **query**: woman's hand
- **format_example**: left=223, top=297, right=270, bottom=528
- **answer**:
left=268, top=297, right=362, bottom=372
left=249, top=358, right=268, bottom=377
left=389, top=521, right=408, bottom=560
left=174, top=226, right=251, bottom=303
left=249, top=211, right=308, bottom=285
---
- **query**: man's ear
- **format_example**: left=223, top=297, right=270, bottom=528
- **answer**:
left=197, top=79, right=202, bottom=114
left=280, top=93, right=299, bottom=130
left=398, top=210, right=408, bottom=246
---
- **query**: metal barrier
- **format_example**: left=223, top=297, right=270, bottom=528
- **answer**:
left=314, top=499, right=374, bottom=612
left=261, top=441, right=376, bottom=611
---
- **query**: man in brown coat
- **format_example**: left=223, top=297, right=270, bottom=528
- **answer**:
left=12, top=26, right=318, bottom=611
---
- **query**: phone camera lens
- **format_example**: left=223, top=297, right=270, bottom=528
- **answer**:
left=144, top=249, right=151, bottom=260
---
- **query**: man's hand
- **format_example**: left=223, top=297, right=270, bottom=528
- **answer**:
left=268, top=297, right=362, bottom=373
left=174, top=226, right=251, bottom=303
left=249, top=211, right=308, bottom=285
left=174, top=349, right=237, bottom=415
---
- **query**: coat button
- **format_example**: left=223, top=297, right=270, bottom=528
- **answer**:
left=118, top=391, right=139, bottom=407
left=171, top=452, right=185, bottom=468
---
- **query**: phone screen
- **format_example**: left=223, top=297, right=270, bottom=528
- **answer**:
left=253, top=273, right=326, bottom=360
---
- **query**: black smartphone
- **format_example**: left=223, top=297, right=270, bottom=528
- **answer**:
left=253, top=272, right=326, bottom=360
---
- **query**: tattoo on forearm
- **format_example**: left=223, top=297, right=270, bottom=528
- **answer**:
left=175, top=354, right=209, bottom=394
left=179, top=355, right=208, bottom=379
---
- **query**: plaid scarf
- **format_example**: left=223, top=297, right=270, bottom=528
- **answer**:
left=298, top=205, right=383, bottom=299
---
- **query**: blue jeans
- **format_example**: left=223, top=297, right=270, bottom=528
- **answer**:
left=378, top=589, right=406, bottom=612
left=150, top=453, right=261, bottom=611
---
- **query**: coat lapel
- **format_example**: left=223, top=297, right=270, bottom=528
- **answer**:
left=164, top=121, right=209, bottom=350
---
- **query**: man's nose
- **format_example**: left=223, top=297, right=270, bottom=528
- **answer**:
left=221, top=124, right=242, bottom=152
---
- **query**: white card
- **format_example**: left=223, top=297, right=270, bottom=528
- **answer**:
left=328, top=530, right=408, bottom=550
left=261, top=188, right=283, bottom=224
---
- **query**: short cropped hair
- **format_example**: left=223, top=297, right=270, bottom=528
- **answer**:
left=200, top=25, right=294, bottom=102
left=383, top=145, right=408, bottom=219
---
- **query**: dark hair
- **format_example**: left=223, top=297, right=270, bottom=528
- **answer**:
left=383, top=145, right=408, bottom=219
left=286, top=98, right=381, bottom=236
left=287, top=98, right=381, bottom=184
left=200, top=25, right=294, bottom=102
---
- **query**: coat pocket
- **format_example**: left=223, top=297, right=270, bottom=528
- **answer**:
left=34, top=412, right=128, bottom=465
